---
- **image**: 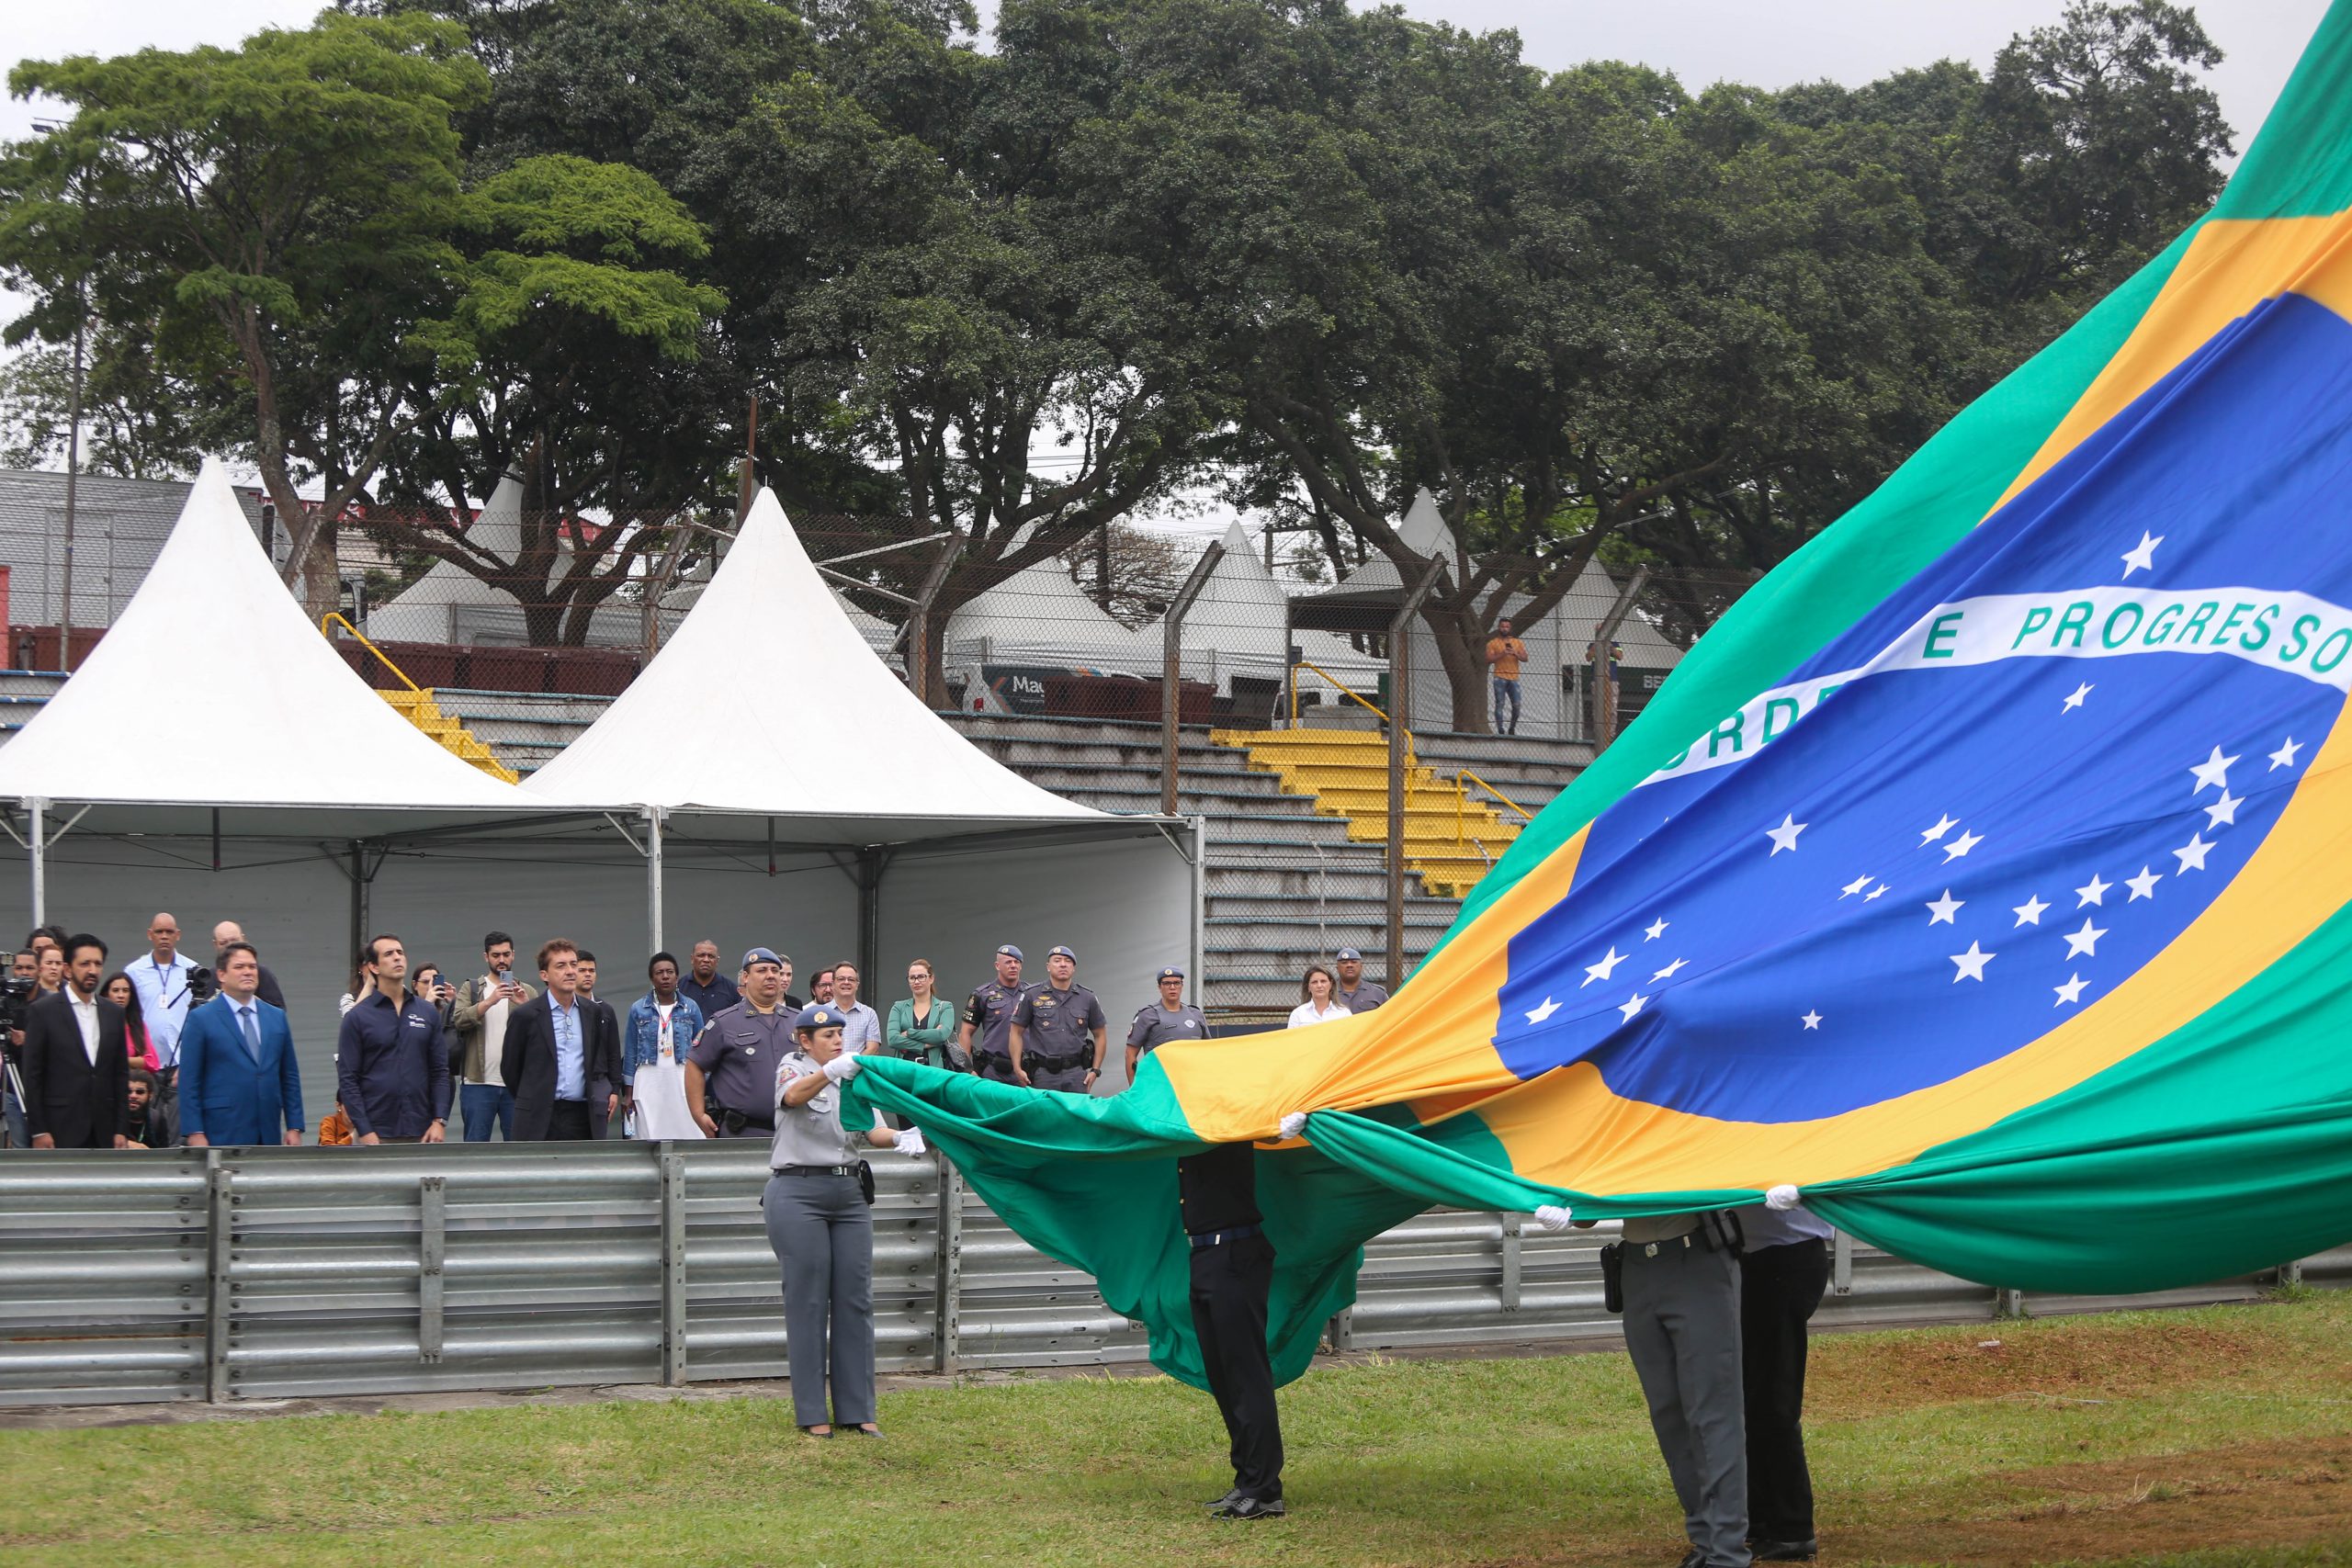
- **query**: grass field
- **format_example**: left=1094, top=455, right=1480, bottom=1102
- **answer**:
left=4, top=1291, right=2351, bottom=1566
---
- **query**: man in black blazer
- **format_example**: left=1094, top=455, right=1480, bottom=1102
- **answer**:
left=501, top=938, right=620, bottom=1140
left=22, top=933, right=130, bottom=1149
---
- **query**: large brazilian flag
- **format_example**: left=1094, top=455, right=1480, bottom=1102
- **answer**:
left=851, top=5, right=2352, bottom=1389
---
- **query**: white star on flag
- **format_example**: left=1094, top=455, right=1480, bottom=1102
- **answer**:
left=2269, top=737, right=2303, bottom=771
left=2013, top=894, right=2051, bottom=926
left=1619, top=993, right=1649, bottom=1021
left=1839, top=874, right=1873, bottom=898
left=2203, top=791, right=2242, bottom=829
left=1942, top=829, right=1984, bottom=862
left=1950, top=942, right=1996, bottom=982
left=1652, top=957, right=1688, bottom=981
left=2062, top=682, right=2093, bottom=712
left=1582, top=946, right=1627, bottom=986
left=2189, top=745, right=2238, bottom=794
left=1644, top=918, right=1668, bottom=941
left=1766, top=814, right=1807, bottom=854
left=1926, top=890, right=1964, bottom=924
left=2054, top=974, right=2089, bottom=1007
left=1525, top=997, right=1561, bottom=1024
left=2174, top=833, right=2215, bottom=872
left=1800, top=1010, right=1823, bottom=1031
left=2124, top=866, right=2162, bottom=901
left=2064, top=918, right=2107, bottom=958
left=1865, top=884, right=1889, bottom=901
left=2075, top=874, right=2111, bottom=908
left=1919, top=814, right=1958, bottom=844
left=2120, top=531, right=2164, bottom=577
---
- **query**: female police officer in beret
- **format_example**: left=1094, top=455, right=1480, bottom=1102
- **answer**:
left=765, top=1005, right=924, bottom=1437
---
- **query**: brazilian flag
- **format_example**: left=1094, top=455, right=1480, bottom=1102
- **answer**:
left=852, top=4, right=2352, bottom=1388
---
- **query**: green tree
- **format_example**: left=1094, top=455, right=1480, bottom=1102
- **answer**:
left=0, top=12, right=489, bottom=613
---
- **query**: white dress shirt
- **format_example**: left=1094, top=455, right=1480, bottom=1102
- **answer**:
left=68, top=990, right=101, bottom=1066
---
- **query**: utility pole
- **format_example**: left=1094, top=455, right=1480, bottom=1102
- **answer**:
left=1160, top=542, right=1225, bottom=815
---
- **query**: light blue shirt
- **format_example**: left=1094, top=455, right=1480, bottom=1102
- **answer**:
left=128, top=953, right=199, bottom=1069
left=1736, top=1201, right=1835, bottom=1250
left=552, top=998, right=585, bottom=1100
left=832, top=999, right=881, bottom=1053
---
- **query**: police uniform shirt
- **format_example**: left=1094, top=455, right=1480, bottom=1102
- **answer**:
left=687, top=1002, right=794, bottom=1120
left=1335, top=979, right=1388, bottom=1013
left=962, top=980, right=1026, bottom=1059
left=1177, top=1141, right=1261, bottom=1235
left=1012, top=983, right=1106, bottom=1065
left=1128, top=1002, right=1209, bottom=1055
left=768, top=1048, right=881, bottom=1168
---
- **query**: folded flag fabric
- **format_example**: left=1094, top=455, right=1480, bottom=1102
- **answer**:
left=849, top=1, right=2352, bottom=1389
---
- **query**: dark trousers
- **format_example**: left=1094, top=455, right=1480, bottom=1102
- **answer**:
left=1189, top=1232, right=1283, bottom=1501
left=1740, top=1238, right=1830, bottom=1542
left=547, top=1098, right=593, bottom=1141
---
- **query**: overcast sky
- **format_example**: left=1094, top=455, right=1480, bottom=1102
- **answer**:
left=1, top=1, right=2335, bottom=152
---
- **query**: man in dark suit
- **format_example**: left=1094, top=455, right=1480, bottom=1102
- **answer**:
left=210, top=921, right=288, bottom=1012
left=179, top=942, right=305, bottom=1148
left=502, top=938, right=620, bottom=1140
left=21, top=932, right=129, bottom=1149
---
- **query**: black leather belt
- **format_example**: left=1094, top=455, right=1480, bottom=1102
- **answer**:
left=776, top=1163, right=856, bottom=1177
left=1188, top=1224, right=1261, bottom=1248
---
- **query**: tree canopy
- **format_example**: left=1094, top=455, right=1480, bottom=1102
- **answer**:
left=0, top=0, right=2236, bottom=702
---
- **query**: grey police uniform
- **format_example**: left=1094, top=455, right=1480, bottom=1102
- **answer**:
left=1622, top=1212, right=1747, bottom=1567
left=1012, top=982, right=1107, bottom=1093
left=687, top=1001, right=794, bottom=1137
left=1335, top=980, right=1388, bottom=1012
left=1128, top=1002, right=1209, bottom=1056
left=762, top=1044, right=878, bottom=1429
left=963, top=979, right=1027, bottom=1084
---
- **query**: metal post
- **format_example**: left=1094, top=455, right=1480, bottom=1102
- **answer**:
left=905, top=531, right=962, bottom=708
left=418, top=1176, right=447, bottom=1363
left=1996, top=1286, right=2027, bottom=1318
left=1190, top=815, right=1207, bottom=1016
left=646, top=806, right=665, bottom=953
left=659, top=1147, right=687, bottom=1384
left=934, top=1147, right=963, bottom=1373
left=1161, top=542, right=1224, bottom=816
left=1587, top=564, right=1649, bottom=747
left=205, top=1150, right=233, bottom=1402
left=1832, top=1227, right=1855, bottom=1295
left=56, top=166, right=88, bottom=672
left=346, top=840, right=365, bottom=971
left=857, top=847, right=885, bottom=994
left=1387, top=559, right=1446, bottom=991
left=28, top=796, right=44, bottom=930
left=1498, top=1211, right=1523, bottom=1313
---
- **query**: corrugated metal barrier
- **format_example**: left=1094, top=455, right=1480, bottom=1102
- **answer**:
left=2, top=1145, right=2341, bottom=1407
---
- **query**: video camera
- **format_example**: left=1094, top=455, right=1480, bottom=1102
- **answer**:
left=0, top=974, right=32, bottom=1034
left=182, top=967, right=219, bottom=1007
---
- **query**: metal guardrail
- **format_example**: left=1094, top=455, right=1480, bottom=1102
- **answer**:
left=1, top=1145, right=2341, bottom=1407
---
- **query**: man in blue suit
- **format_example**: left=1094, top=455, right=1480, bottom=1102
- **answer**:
left=179, top=942, right=304, bottom=1148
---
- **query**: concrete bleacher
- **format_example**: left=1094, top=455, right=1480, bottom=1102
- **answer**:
left=0, top=671, right=1588, bottom=1021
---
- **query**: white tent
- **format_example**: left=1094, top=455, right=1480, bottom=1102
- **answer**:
left=944, top=547, right=1159, bottom=675
left=1182, top=521, right=1382, bottom=697
left=365, top=473, right=529, bottom=646
left=524, top=489, right=1202, bottom=1087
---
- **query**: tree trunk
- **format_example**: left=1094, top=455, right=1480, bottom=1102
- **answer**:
left=1425, top=600, right=1492, bottom=733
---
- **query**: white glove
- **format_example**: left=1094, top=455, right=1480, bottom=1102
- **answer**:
left=1277, top=1111, right=1308, bottom=1139
left=1533, top=1204, right=1575, bottom=1232
left=897, top=1127, right=928, bottom=1158
left=1765, top=1183, right=1802, bottom=1212
left=821, top=1053, right=863, bottom=1084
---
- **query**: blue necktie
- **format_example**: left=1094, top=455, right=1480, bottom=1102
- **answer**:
left=238, top=1004, right=262, bottom=1066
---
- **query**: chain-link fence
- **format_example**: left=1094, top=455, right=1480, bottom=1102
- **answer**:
left=0, top=468, right=1768, bottom=1024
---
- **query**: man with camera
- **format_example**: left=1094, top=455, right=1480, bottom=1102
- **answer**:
left=450, top=931, right=534, bottom=1142
left=20, top=933, right=130, bottom=1149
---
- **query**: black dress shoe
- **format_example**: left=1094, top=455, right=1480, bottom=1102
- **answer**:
left=1676, top=1551, right=1703, bottom=1568
left=1210, top=1495, right=1286, bottom=1519
left=1751, top=1540, right=1818, bottom=1562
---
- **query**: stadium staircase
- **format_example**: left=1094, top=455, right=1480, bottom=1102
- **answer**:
left=375, top=688, right=521, bottom=784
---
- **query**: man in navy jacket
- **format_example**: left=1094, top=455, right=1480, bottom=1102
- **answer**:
left=335, top=933, right=450, bottom=1144
left=180, top=942, right=304, bottom=1147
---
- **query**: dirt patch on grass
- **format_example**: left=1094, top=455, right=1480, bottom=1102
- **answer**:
left=1833, top=1435, right=2352, bottom=1565
left=1808, top=1316, right=2287, bottom=1418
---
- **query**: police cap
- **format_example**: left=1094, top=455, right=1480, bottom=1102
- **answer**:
left=995, top=943, right=1023, bottom=961
left=1335, top=946, right=1363, bottom=962
left=1048, top=944, right=1077, bottom=961
left=796, top=1006, right=843, bottom=1033
left=742, top=946, right=782, bottom=971
left=1157, top=966, right=1184, bottom=981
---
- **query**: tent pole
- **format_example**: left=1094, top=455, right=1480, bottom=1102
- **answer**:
left=647, top=807, right=665, bottom=954
left=766, top=816, right=775, bottom=876
left=856, top=847, right=884, bottom=998
left=28, top=797, right=46, bottom=930
left=347, top=840, right=365, bottom=964
left=210, top=807, right=220, bottom=873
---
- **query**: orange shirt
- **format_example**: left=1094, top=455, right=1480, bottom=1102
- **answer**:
left=1487, top=636, right=1528, bottom=680
left=318, top=1109, right=355, bottom=1146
